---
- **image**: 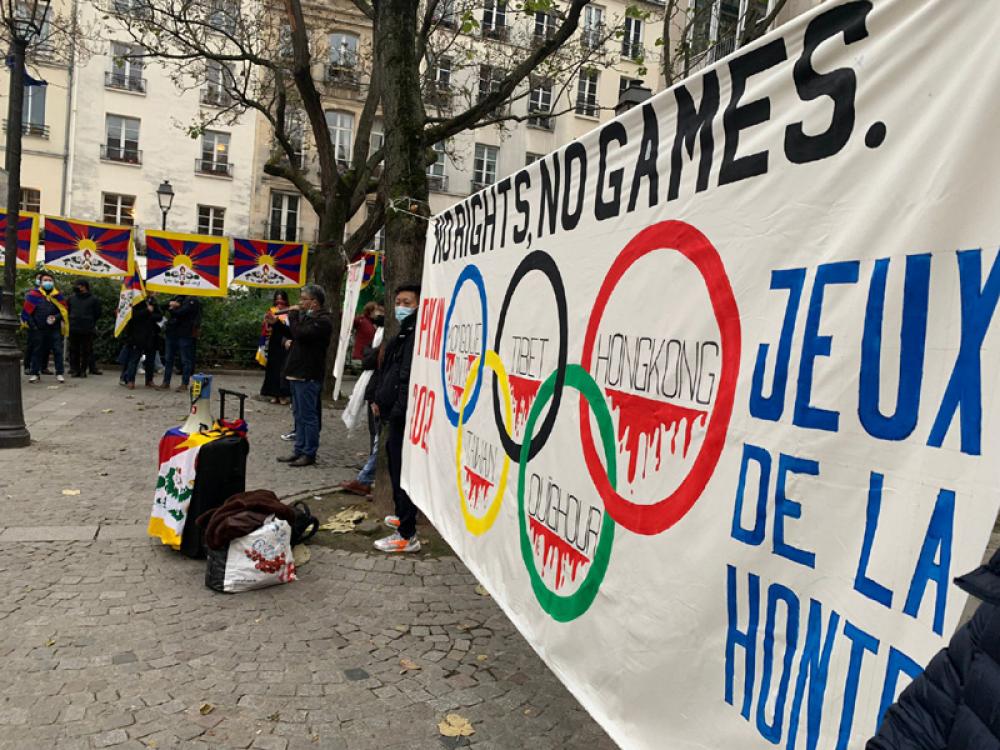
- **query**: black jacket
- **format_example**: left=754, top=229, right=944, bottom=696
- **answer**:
left=68, top=292, right=101, bottom=333
left=164, top=297, right=200, bottom=339
left=371, top=312, right=417, bottom=423
left=868, top=548, right=1000, bottom=750
left=281, top=309, right=333, bottom=382
left=125, top=299, right=162, bottom=349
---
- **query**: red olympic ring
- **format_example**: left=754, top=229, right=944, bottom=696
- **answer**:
left=579, top=220, right=741, bottom=536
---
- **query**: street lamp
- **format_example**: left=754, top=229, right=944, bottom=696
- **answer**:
left=615, top=79, right=653, bottom=117
left=0, top=0, right=52, bottom=448
left=156, top=180, right=174, bottom=231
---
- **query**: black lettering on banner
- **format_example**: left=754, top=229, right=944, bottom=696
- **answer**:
left=562, top=142, right=588, bottom=231
left=670, top=70, right=720, bottom=201
left=469, top=193, right=483, bottom=255
left=481, top=187, right=497, bottom=252
left=538, top=156, right=561, bottom=239
left=785, top=1, right=873, bottom=163
left=595, top=122, right=627, bottom=220
left=432, top=212, right=447, bottom=264
left=628, top=102, right=660, bottom=212
left=719, top=38, right=788, bottom=186
left=496, top=177, right=512, bottom=249
left=513, top=171, right=531, bottom=244
left=453, top=204, right=466, bottom=259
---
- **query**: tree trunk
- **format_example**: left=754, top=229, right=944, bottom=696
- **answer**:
left=311, top=206, right=348, bottom=400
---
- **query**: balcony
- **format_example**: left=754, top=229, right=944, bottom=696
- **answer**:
left=425, top=83, right=452, bottom=108
left=200, top=87, right=233, bottom=108
left=427, top=174, right=449, bottom=193
left=621, top=41, right=644, bottom=60
left=101, top=144, right=142, bottom=164
left=195, top=158, right=233, bottom=177
left=482, top=25, right=508, bottom=42
left=470, top=179, right=493, bottom=193
left=527, top=110, right=553, bottom=131
left=581, top=26, right=604, bottom=49
left=4, top=120, right=49, bottom=138
left=326, top=64, right=360, bottom=89
left=264, top=222, right=302, bottom=243
left=105, top=71, right=146, bottom=93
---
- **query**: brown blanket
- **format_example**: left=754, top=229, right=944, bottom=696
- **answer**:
left=196, top=489, right=296, bottom=550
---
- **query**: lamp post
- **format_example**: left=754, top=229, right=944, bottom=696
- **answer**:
left=0, top=5, right=49, bottom=449
left=156, top=180, right=174, bottom=231
left=614, top=79, right=653, bottom=117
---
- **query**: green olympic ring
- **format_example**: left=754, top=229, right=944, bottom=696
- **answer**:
left=518, top=364, right=617, bottom=622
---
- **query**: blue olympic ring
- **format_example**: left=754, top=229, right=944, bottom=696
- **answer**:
left=440, top=264, right=489, bottom=427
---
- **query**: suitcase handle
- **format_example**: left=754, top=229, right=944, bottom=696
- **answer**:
left=218, top=388, right=248, bottom=421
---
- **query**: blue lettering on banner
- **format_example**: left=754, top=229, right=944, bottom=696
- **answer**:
left=774, top=454, right=819, bottom=569
left=757, top=584, right=800, bottom=743
left=726, top=564, right=760, bottom=720
left=750, top=268, right=806, bottom=421
left=786, top=599, right=840, bottom=750
left=836, top=621, right=879, bottom=750
left=877, top=647, right=924, bottom=730
left=853, top=471, right=894, bottom=608
left=903, top=488, right=955, bottom=636
left=927, top=249, right=1000, bottom=455
left=731, top=443, right=772, bottom=546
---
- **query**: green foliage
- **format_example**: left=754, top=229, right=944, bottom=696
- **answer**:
left=12, top=269, right=274, bottom=369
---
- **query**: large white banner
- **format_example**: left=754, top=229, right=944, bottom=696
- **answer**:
left=332, top=258, right=366, bottom=399
left=402, top=2, right=1000, bottom=748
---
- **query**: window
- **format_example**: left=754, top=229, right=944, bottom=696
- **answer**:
left=329, top=32, right=359, bottom=68
left=433, top=57, right=451, bottom=87
left=366, top=203, right=384, bottom=251
left=619, top=76, right=641, bottom=98
left=23, top=85, right=46, bottom=136
left=102, top=193, right=135, bottom=225
left=19, top=188, right=40, bottom=213
left=104, top=114, right=141, bottom=163
left=477, top=64, right=504, bottom=104
left=16, top=2, right=52, bottom=53
left=473, top=143, right=498, bottom=189
left=428, top=57, right=452, bottom=106
left=533, top=10, right=556, bottom=42
left=582, top=5, right=604, bottom=48
left=111, top=0, right=151, bottom=18
left=369, top=118, right=384, bottom=156
left=525, top=152, right=542, bottom=166
left=692, top=0, right=770, bottom=60
left=527, top=78, right=553, bottom=130
left=108, top=42, right=145, bottom=92
left=286, top=112, right=305, bottom=169
left=198, top=130, right=231, bottom=176
left=427, top=141, right=447, bottom=191
left=575, top=69, right=599, bottom=117
left=325, top=110, right=354, bottom=167
left=433, top=0, right=456, bottom=26
left=269, top=193, right=299, bottom=241
left=202, top=60, right=232, bottom=107
left=198, top=205, right=226, bottom=236
left=207, top=0, right=238, bottom=34
left=482, top=0, right=507, bottom=39
left=622, top=17, right=643, bottom=59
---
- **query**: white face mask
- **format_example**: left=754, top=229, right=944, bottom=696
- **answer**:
left=395, top=305, right=415, bottom=323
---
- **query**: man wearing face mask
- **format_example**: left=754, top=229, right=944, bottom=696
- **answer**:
left=371, top=283, right=422, bottom=553
left=67, top=279, right=102, bottom=378
left=272, top=284, right=334, bottom=467
left=22, top=273, right=41, bottom=375
left=22, top=272, right=68, bottom=383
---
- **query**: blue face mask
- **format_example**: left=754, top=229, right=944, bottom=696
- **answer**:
left=41, top=281, right=54, bottom=291
left=395, top=305, right=415, bottom=323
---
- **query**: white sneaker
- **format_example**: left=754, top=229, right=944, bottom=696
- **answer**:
left=28, top=375, right=38, bottom=383
left=56, top=374, right=65, bottom=383
left=374, top=532, right=420, bottom=553
left=384, top=515, right=400, bottom=530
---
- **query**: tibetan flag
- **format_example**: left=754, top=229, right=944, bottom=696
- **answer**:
left=361, top=250, right=380, bottom=290
left=145, top=230, right=230, bottom=297
left=0, top=210, right=40, bottom=269
left=114, top=267, right=146, bottom=338
left=231, top=238, right=308, bottom=289
left=43, top=216, right=133, bottom=278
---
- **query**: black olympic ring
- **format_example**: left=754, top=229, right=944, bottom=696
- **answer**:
left=491, top=249, right=568, bottom=462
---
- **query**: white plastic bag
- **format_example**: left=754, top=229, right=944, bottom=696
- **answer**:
left=205, top=515, right=296, bottom=593
left=341, top=328, right=383, bottom=431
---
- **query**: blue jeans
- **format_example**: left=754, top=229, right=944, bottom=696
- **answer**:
left=358, top=428, right=379, bottom=484
left=290, top=380, right=321, bottom=458
left=124, top=345, right=157, bottom=385
left=31, top=329, right=64, bottom=376
left=162, top=336, right=194, bottom=386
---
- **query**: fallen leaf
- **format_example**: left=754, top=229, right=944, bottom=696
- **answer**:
left=61, top=489, right=81, bottom=496
left=399, top=658, right=421, bottom=673
left=476, top=654, right=488, bottom=662
left=319, top=508, right=367, bottom=533
left=45, top=639, right=56, bottom=647
left=438, top=713, right=475, bottom=737
left=292, top=545, right=311, bottom=566
left=267, top=711, right=280, bottom=722
left=146, top=741, right=158, bottom=749
left=47, top=385, right=59, bottom=390
left=101, top=408, right=114, bottom=414
left=199, top=703, right=214, bottom=715
left=474, top=585, right=490, bottom=598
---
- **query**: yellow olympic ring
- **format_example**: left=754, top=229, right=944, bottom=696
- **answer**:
left=455, top=350, right=513, bottom=536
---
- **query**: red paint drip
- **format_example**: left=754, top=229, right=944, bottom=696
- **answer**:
left=528, top=516, right=589, bottom=591
left=463, top=466, right=494, bottom=510
left=604, top=389, right=708, bottom=484
left=508, top=374, right=542, bottom=432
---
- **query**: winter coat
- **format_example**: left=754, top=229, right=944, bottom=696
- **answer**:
left=164, top=297, right=200, bottom=339
left=370, top=312, right=417, bottom=423
left=196, top=489, right=296, bottom=550
left=67, top=292, right=101, bottom=333
left=281, top=308, right=334, bottom=382
left=125, top=299, right=162, bottom=349
left=867, top=548, right=1000, bottom=750
left=351, top=315, right=376, bottom=359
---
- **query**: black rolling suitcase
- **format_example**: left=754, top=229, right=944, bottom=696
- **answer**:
left=180, top=389, right=250, bottom=559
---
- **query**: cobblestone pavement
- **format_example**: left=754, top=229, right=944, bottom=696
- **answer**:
left=0, top=373, right=616, bottom=750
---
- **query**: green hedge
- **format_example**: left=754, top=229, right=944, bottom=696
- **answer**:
left=13, top=269, right=275, bottom=369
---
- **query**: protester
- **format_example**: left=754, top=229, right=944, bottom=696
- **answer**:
left=867, top=547, right=1000, bottom=749
left=351, top=301, right=383, bottom=365
left=67, top=279, right=101, bottom=378
left=273, top=284, right=333, bottom=467
left=22, top=273, right=41, bottom=375
left=339, top=318, right=386, bottom=497
left=22, top=272, right=67, bottom=384
left=122, top=295, right=162, bottom=390
left=370, top=283, right=421, bottom=553
left=160, top=295, right=200, bottom=391
left=259, top=290, right=291, bottom=405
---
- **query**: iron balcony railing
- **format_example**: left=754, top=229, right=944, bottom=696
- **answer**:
left=195, top=158, right=233, bottom=177
left=105, top=71, right=146, bottom=93
left=101, top=144, right=142, bottom=164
